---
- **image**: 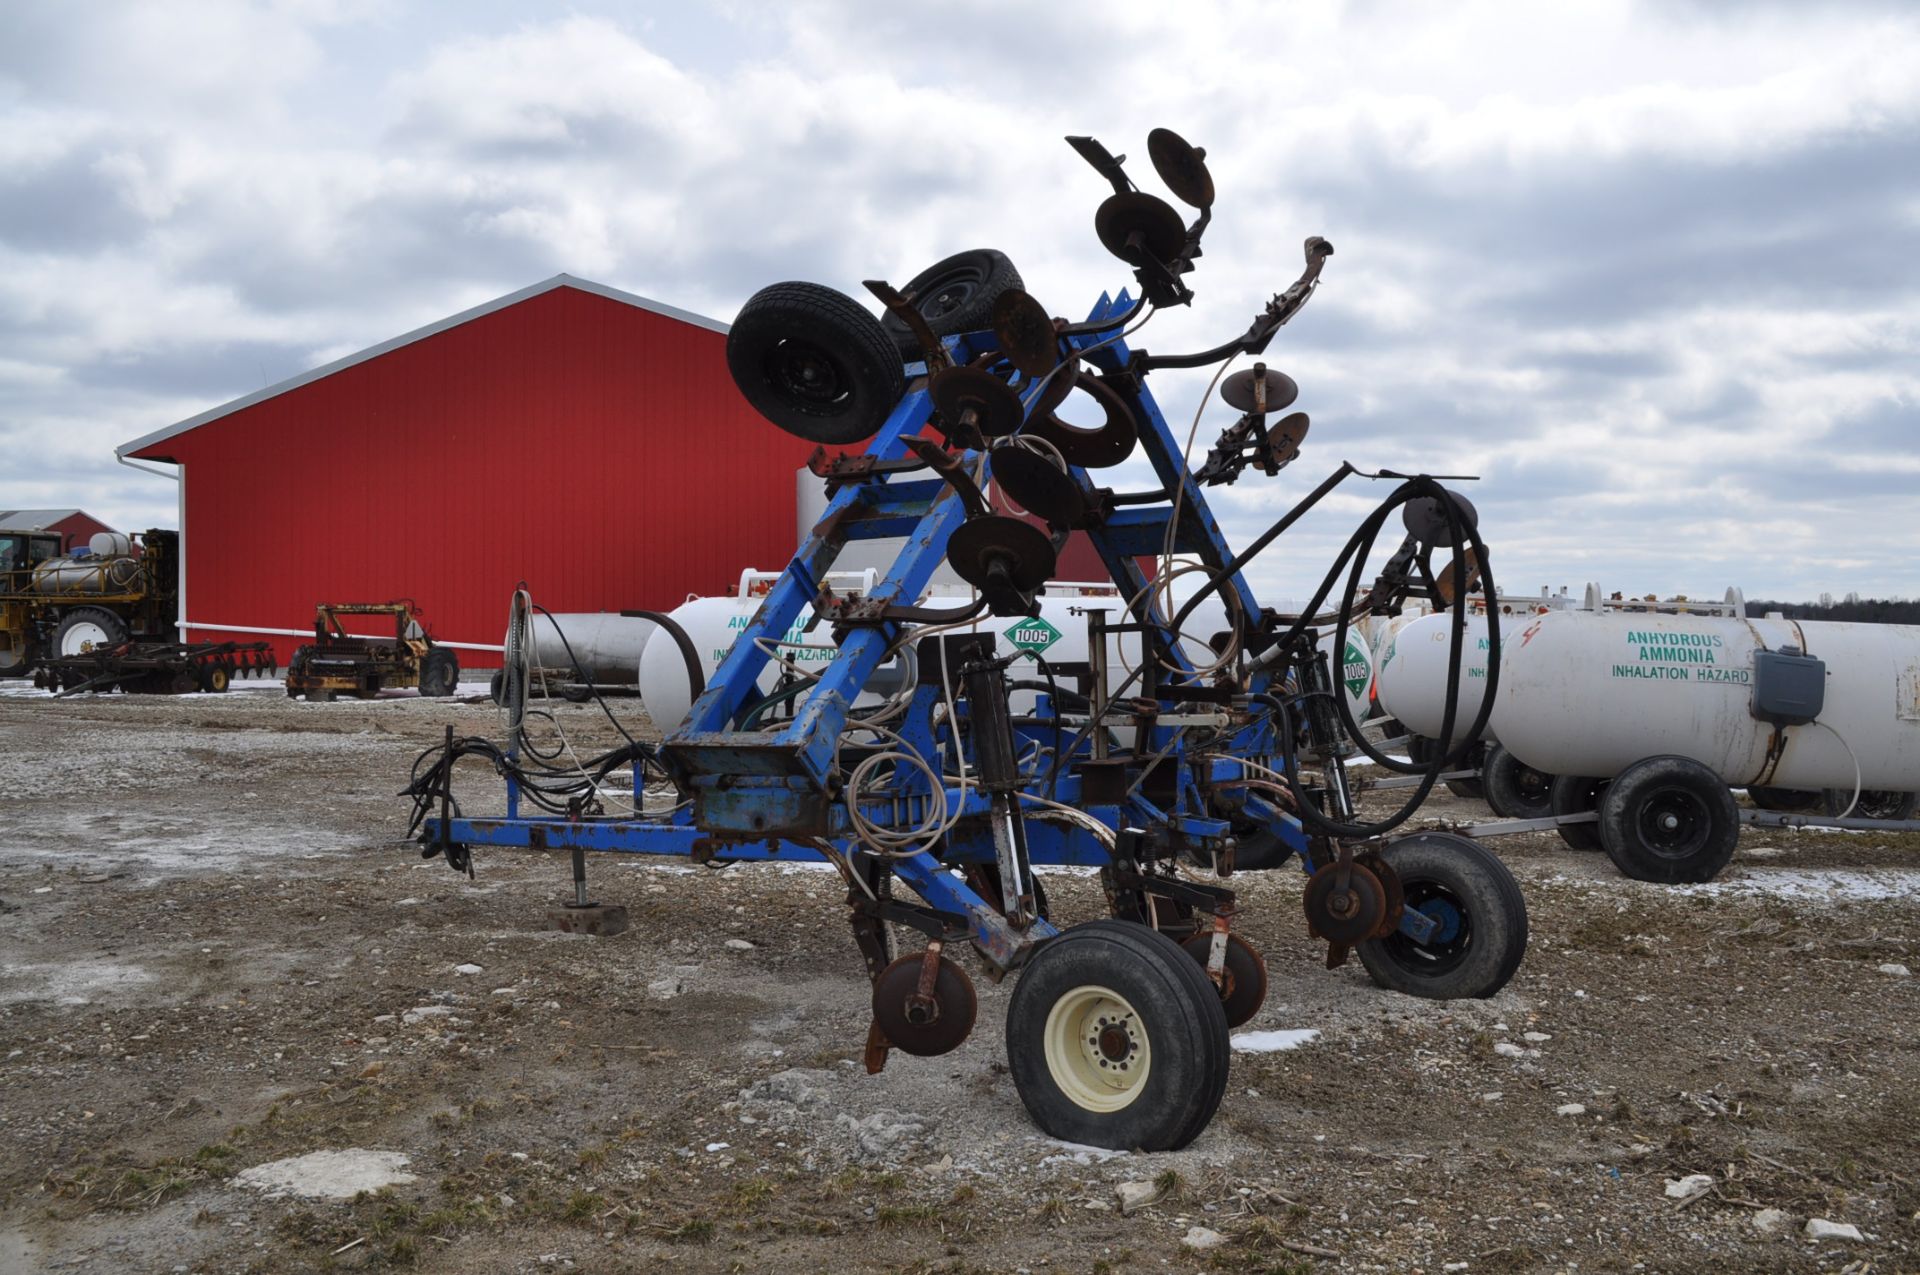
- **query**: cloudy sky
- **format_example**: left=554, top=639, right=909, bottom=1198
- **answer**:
left=3, top=0, right=1916, bottom=604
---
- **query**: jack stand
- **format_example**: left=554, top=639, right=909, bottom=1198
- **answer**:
left=548, top=844, right=629, bottom=936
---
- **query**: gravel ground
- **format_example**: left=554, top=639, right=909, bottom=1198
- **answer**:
left=0, top=679, right=1916, bottom=1274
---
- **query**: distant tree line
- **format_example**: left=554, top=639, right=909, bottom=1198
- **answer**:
left=1744, top=593, right=1920, bottom=624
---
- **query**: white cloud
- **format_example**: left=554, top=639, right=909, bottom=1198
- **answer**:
left=0, top=0, right=1916, bottom=600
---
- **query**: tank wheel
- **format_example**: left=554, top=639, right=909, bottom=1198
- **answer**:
left=0, top=642, right=33, bottom=678
left=1007, top=919, right=1229, bottom=1151
left=196, top=663, right=231, bottom=694
left=1750, top=786, right=1822, bottom=814
left=488, top=670, right=507, bottom=706
left=1823, top=789, right=1918, bottom=822
left=878, top=248, right=1025, bottom=358
left=1482, top=744, right=1553, bottom=819
left=1356, top=832, right=1528, bottom=999
left=726, top=281, right=906, bottom=445
left=53, top=606, right=129, bottom=657
left=1178, top=931, right=1269, bottom=1029
left=1598, top=755, right=1739, bottom=883
left=419, top=648, right=459, bottom=698
left=1548, top=774, right=1609, bottom=851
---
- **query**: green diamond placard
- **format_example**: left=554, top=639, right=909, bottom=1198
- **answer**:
left=1342, top=637, right=1371, bottom=699
left=1004, top=616, right=1062, bottom=655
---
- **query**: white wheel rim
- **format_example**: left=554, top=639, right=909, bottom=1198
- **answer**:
left=1043, top=984, right=1151, bottom=1112
left=61, top=621, right=111, bottom=655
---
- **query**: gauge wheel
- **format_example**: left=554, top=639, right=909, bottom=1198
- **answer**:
left=196, top=662, right=231, bottom=693
left=727, top=281, right=905, bottom=445
left=1597, top=755, right=1739, bottom=883
left=1006, top=919, right=1229, bottom=1151
left=1356, top=832, right=1528, bottom=999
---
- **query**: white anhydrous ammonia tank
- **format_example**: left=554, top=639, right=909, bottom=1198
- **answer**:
left=513, top=613, right=656, bottom=685
left=1374, top=612, right=1500, bottom=743
left=635, top=584, right=1374, bottom=732
left=1493, top=610, right=1920, bottom=790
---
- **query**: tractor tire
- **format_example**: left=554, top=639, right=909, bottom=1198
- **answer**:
left=54, top=607, right=129, bottom=657
left=727, top=281, right=905, bottom=445
left=0, top=634, right=33, bottom=678
left=419, top=647, right=460, bottom=698
left=879, top=248, right=1025, bottom=358
left=196, top=663, right=231, bottom=694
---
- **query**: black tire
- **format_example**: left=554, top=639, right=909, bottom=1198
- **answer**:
left=1483, top=744, right=1553, bottom=819
left=418, top=647, right=459, bottom=697
left=1006, top=919, right=1230, bottom=1152
left=0, top=640, right=33, bottom=678
left=196, top=663, right=230, bottom=694
left=1823, top=789, right=1918, bottom=821
left=1356, top=832, right=1528, bottom=999
left=53, top=607, right=129, bottom=657
left=1406, top=734, right=1438, bottom=766
left=1598, top=755, right=1739, bottom=883
left=727, top=282, right=905, bottom=445
left=879, top=249, right=1024, bottom=357
left=1750, top=786, right=1822, bottom=814
left=1548, top=774, right=1608, bottom=851
left=489, top=670, right=506, bottom=705
left=1444, top=776, right=1486, bottom=800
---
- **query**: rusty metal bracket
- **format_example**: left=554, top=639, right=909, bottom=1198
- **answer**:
left=806, top=445, right=931, bottom=496
left=865, top=279, right=953, bottom=373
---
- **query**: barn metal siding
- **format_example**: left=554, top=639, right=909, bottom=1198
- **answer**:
left=146, top=287, right=817, bottom=661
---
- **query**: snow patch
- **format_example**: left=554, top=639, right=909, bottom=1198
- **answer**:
left=1667, top=869, right=1920, bottom=902
left=235, top=1149, right=416, bottom=1200
left=1230, top=1028, right=1321, bottom=1053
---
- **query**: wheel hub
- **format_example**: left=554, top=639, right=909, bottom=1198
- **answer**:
left=1638, top=787, right=1709, bottom=858
left=1043, top=986, right=1153, bottom=1112
left=768, top=339, right=849, bottom=406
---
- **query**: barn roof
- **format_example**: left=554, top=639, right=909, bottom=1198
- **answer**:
left=117, top=274, right=729, bottom=462
left=0, top=508, right=86, bottom=529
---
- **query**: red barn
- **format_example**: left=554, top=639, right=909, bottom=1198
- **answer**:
left=116, top=276, right=820, bottom=663
left=0, top=508, right=117, bottom=554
